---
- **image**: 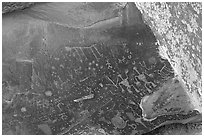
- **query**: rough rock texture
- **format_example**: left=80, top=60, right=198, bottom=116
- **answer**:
left=2, top=2, right=35, bottom=14
left=135, top=2, right=202, bottom=112
left=144, top=121, right=202, bottom=135
left=2, top=2, right=202, bottom=135
left=135, top=2, right=202, bottom=135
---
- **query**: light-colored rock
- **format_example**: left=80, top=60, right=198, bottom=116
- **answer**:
left=135, top=2, right=202, bottom=113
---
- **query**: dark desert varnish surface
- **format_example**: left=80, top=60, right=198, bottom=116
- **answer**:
left=2, top=2, right=201, bottom=135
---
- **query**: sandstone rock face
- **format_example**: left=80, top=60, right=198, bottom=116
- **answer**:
left=2, top=2, right=201, bottom=135
left=135, top=2, right=202, bottom=113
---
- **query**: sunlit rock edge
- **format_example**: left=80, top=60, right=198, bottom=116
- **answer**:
left=135, top=2, right=202, bottom=113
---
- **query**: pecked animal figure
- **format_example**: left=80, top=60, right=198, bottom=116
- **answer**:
left=2, top=2, right=201, bottom=135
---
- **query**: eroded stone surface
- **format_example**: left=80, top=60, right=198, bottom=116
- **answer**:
left=135, top=2, right=202, bottom=112
left=2, top=2, right=201, bottom=135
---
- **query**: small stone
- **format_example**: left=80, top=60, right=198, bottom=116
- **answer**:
left=111, top=116, right=126, bottom=129
left=65, top=47, right=72, bottom=51
left=45, top=91, right=52, bottom=96
left=21, top=107, right=26, bottom=112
